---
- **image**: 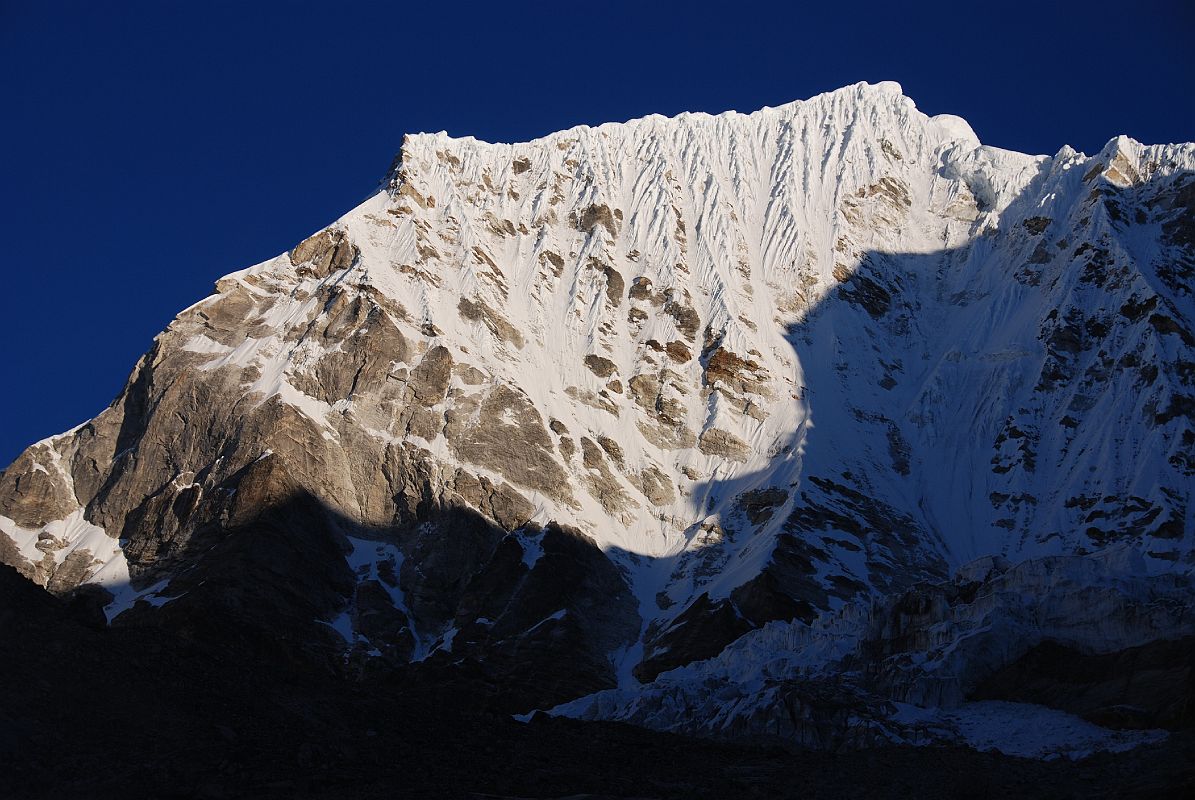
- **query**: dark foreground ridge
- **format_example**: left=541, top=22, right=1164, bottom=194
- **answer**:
left=3, top=563, right=1193, bottom=799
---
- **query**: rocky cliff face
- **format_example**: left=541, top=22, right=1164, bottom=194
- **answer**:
left=2, top=81, right=1192, bottom=754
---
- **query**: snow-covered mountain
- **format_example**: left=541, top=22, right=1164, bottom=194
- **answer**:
left=2, top=81, right=1192, bottom=755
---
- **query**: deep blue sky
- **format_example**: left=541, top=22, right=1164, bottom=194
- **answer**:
left=1, top=0, right=1192, bottom=464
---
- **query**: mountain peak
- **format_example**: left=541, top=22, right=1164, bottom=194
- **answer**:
left=393, top=81, right=972, bottom=169
left=3, top=82, right=1192, bottom=761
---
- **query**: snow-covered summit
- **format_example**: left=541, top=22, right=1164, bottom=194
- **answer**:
left=2, top=83, right=1192, bottom=756
left=397, top=80, right=976, bottom=151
